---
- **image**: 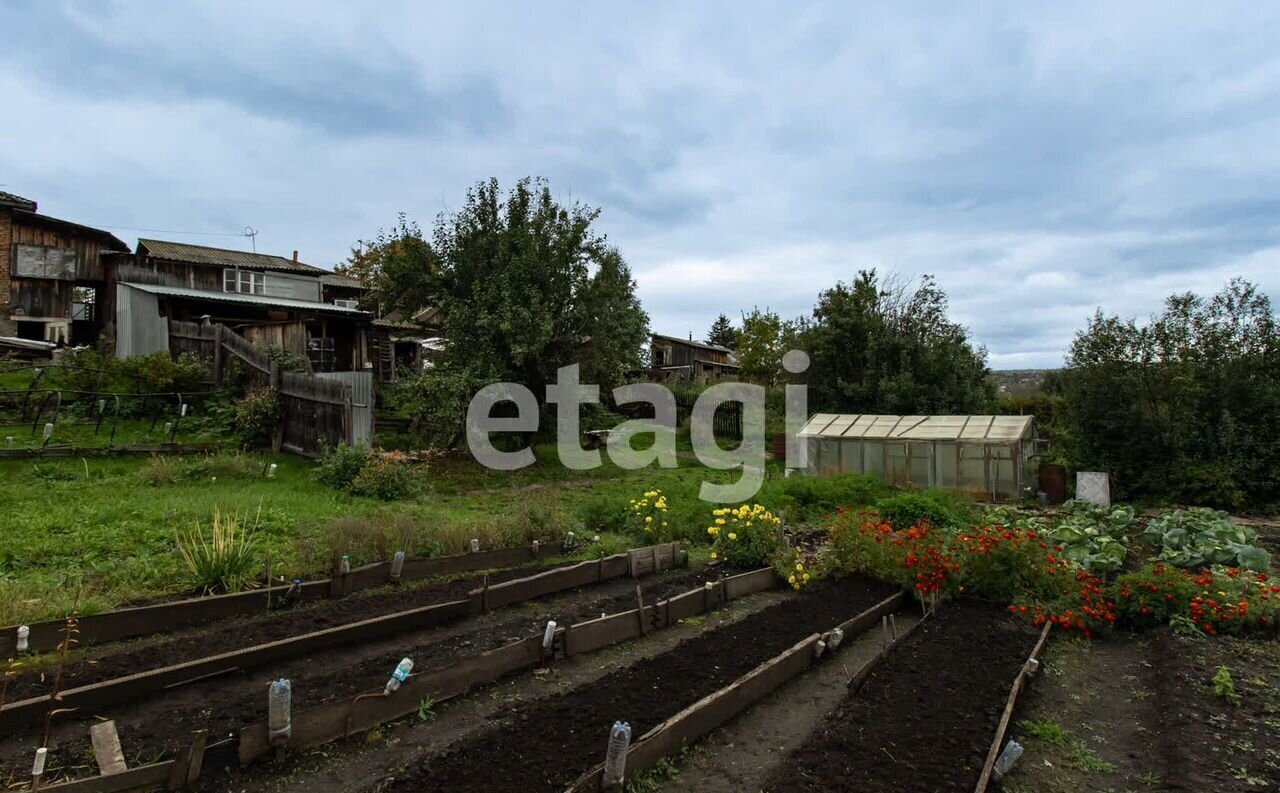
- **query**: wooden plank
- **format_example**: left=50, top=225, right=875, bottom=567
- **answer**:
left=475, top=557, right=616, bottom=612
left=32, top=762, right=171, bottom=793
left=89, top=722, right=127, bottom=776
left=720, top=567, right=776, bottom=600
left=0, top=543, right=565, bottom=656
left=973, top=621, right=1053, bottom=793
left=832, top=591, right=905, bottom=639
left=0, top=598, right=473, bottom=732
left=239, top=637, right=544, bottom=764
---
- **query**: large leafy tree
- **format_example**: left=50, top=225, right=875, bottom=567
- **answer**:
left=356, top=177, right=649, bottom=444
left=706, top=313, right=738, bottom=350
left=1056, top=279, right=1279, bottom=507
left=802, top=270, right=992, bottom=414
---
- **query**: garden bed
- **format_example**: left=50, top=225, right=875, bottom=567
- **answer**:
left=382, top=575, right=897, bottom=793
left=761, top=600, right=1039, bottom=793
left=0, top=564, right=713, bottom=783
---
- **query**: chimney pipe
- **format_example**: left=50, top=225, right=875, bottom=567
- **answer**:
left=292, top=250, right=299, bottom=263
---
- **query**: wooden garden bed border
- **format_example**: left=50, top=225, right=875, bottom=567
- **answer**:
left=236, top=565, right=773, bottom=765
left=562, top=589, right=911, bottom=793
left=1, top=541, right=572, bottom=656
left=1, top=546, right=685, bottom=733
left=972, top=621, right=1054, bottom=793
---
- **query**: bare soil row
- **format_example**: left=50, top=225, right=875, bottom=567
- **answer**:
left=0, top=565, right=715, bottom=785
left=380, top=575, right=897, bottom=793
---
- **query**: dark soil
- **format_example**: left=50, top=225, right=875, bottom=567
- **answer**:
left=6, top=560, right=577, bottom=701
left=762, top=600, right=1038, bottom=793
left=383, top=575, right=897, bottom=793
left=0, top=565, right=720, bottom=784
left=1150, top=631, right=1280, bottom=792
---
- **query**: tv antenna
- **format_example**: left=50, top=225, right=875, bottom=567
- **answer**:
left=244, top=225, right=259, bottom=251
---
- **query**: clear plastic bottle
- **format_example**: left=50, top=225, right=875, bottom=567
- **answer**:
left=992, top=739, right=1023, bottom=780
left=602, top=721, right=631, bottom=786
left=390, top=551, right=406, bottom=582
left=16, top=625, right=30, bottom=653
left=339, top=555, right=351, bottom=574
left=829, top=627, right=845, bottom=649
left=542, top=620, right=558, bottom=650
left=268, top=679, right=292, bottom=745
left=385, top=657, right=414, bottom=695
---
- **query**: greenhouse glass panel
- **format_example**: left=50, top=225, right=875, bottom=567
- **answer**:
left=935, top=443, right=958, bottom=487
left=886, top=442, right=909, bottom=486
left=958, top=444, right=986, bottom=491
left=841, top=440, right=863, bottom=473
left=908, top=444, right=932, bottom=488
left=863, top=441, right=884, bottom=476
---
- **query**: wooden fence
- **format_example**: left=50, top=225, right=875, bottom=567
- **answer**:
left=168, top=320, right=364, bottom=457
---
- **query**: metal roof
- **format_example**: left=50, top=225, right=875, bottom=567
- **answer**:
left=652, top=333, right=733, bottom=354
left=138, top=239, right=327, bottom=273
left=797, top=414, right=1034, bottom=442
left=0, top=191, right=36, bottom=211
left=120, top=282, right=371, bottom=316
left=320, top=272, right=362, bottom=288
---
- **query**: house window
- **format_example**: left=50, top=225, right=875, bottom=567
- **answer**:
left=332, top=298, right=359, bottom=309
left=223, top=269, right=265, bottom=295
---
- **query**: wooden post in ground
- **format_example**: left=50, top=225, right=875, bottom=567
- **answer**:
left=635, top=586, right=647, bottom=636
left=269, top=362, right=284, bottom=453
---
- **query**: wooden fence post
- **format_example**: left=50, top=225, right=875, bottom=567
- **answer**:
left=212, top=325, right=225, bottom=385
left=269, top=363, right=284, bottom=453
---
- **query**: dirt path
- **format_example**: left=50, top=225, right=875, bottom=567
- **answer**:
left=0, top=565, right=717, bottom=784
left=760, top=600, right=1038, bottom=793
left=662, top=611, right=923, bottom=792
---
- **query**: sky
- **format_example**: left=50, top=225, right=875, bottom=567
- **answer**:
left=2, top=2, right=1279, bottom=369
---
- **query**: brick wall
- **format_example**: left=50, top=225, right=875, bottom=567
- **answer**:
left=0, top=208, right=14, bottom=337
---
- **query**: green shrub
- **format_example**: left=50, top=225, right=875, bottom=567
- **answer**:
left=350, top=453, right=420, bottom=501
left=315, top=443, right=370, bottom=490
left=117, top=351, right=207, bottom=393
left=758, top=473, right=887, bottom=523
left=234, top=388, right=281, bottom=447
left=262, top=345, right=311, bottom=373
left=578, top=495, right=629, bottom=536
left=176, top=508, right=260, bottom=594
left=876, top=490, right=972, bottom=531
left=317, top=515, right=417, bottom=568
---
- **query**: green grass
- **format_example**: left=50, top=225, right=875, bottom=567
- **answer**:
left=0, top=446, right=743, bottom=625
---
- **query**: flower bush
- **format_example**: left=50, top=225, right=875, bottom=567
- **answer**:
left=775, top=549, right=820, bottom=590
left=350, top=451, right=420, bottom=501
left=708, top=503, right=783, bottom=569
left=628, top=489, right=671, bottom=540
left=234, top=388, right=281, bottom=448
left=1116, top=563, right=1279, bottom=636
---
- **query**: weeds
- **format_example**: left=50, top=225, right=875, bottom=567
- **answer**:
left=417, top=697, right=436, bottom=722
left=1213, top=666, right=1241, bottom=705
left=176, top=507, right=261, bottom=594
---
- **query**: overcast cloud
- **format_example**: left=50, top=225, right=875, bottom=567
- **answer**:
left=3, top=1, right=1278, bottom=368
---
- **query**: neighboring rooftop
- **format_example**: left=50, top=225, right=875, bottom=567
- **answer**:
left=137, top=238, right=327, bottom=273
left=652, top=332, right=732, bottom=354
left=320, top=272, right=362, bottom=289
left=120, top=282, right=370, bottom=315
left=13, top=209, right=130, bottom=250
left=797, top=414, right=1035, bottom=442
left=0, top=191, right=37, bottom=211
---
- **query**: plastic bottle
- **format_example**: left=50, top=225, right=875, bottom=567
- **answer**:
left=390, top=551, right=406, bottom=582
left=339, top=555, right=351, bottom=575
left=470, top=538, right=481, bottom=553
left=268, top=679, right=292, bottom=745
left=992, top=739, right=1024, bottom=780
left=32, top=747, right=47, bottom=778
left=385, top=657, right=414, bottom=695
left=829, top=627, right=845, bottom=649
left=542, top=620, right=558, bottom=650
left=602, top=721, right=631, bottom=786
left=564, top=531, right=576, bottom=549
left=16, top=625, right=30, bottom=653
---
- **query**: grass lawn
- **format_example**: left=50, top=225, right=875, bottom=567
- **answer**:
left=0, top=445, right=743, bottom=626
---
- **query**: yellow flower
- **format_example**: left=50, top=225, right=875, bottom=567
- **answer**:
left=710, top=551, right=718, bottom=560
left=728, top=532, right=738, bottom=541
left=645, top=516, right=653, bottom=523
left=715, top=518, right=726, bottom=525
left=661, top=521, right=668, bottom=527
left=788, top=574, right=797, bottom=584
left=795, top=562, right=804, bottom=572
left=802, top=573, right=810, bottom=581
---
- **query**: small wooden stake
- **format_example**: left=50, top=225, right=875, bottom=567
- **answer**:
left=481, top=574, right=490, bottom=612
left=264, top=552, right=273, bottom=611
left=89, top=721, right=128, bottom=776
left=635, top=586, right=647, bottom=636
left=890, top=614, right=898, bottom=640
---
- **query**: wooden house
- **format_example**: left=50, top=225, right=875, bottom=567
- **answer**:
left=0, top=191, right=130, bottom=345
left=649, top=333, right=740, bottom=382
left=107, top=239, right=374, bottom=372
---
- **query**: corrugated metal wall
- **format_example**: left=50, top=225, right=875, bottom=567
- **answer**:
left=114, top=284, right=169, bottom=358
left=316, top=370, right=374, bottom=446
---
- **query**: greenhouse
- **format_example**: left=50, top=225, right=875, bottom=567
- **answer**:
left=794, top=414, right=1038, bottom=501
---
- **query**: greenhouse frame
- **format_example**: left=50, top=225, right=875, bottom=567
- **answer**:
left=794, top=414, right=1038, bottom=501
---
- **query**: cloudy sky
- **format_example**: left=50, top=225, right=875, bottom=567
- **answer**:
left=3, top=2, right=1278, bottom=368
